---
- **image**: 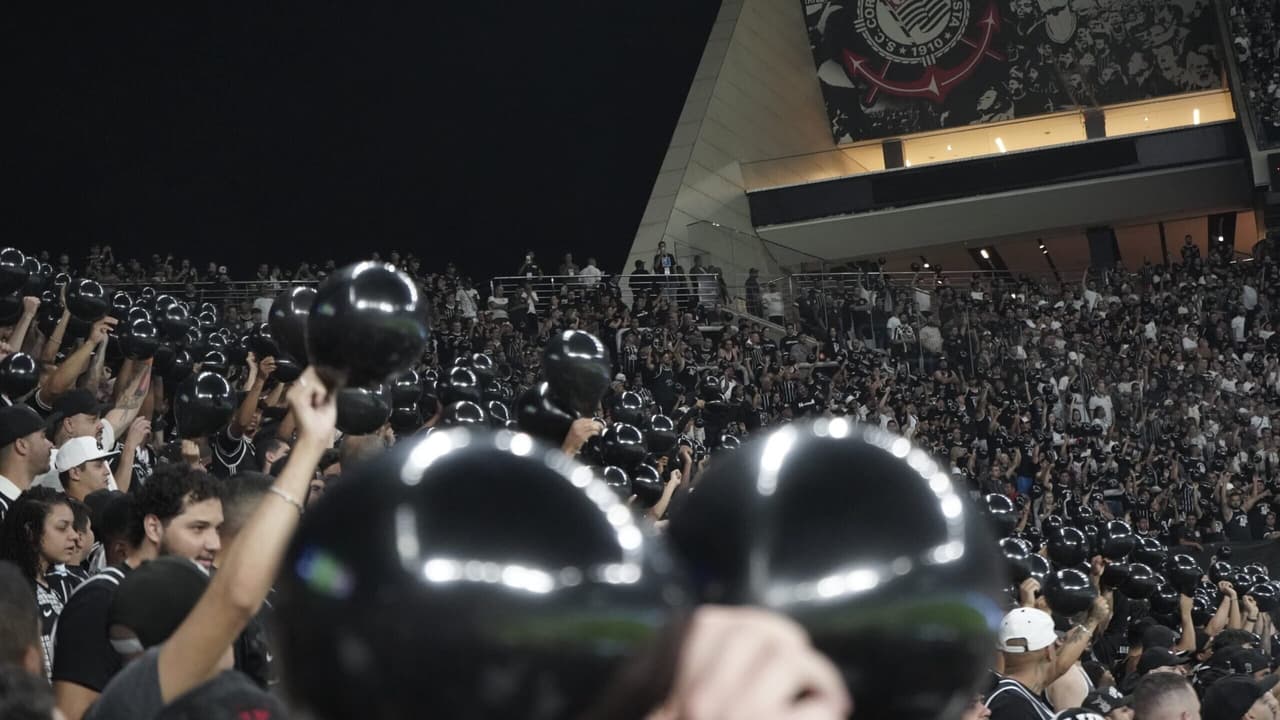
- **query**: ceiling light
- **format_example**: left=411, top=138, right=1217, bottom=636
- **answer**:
left=1193, top=108, right=1200, bottom=125
left=994, top=137, right=1007, bottom=153
left=946, top=144, right=953, bottom=151
left=904, top=159, right=911, bottom=167
left=979, top=249, right=990, bottom=260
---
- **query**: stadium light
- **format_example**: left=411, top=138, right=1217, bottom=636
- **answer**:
left=994, top=137, right=1007, bottom=153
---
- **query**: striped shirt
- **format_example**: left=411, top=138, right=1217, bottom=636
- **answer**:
left=985, top=676, right=1055, bottom=720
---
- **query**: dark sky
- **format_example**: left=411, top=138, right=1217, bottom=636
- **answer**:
left=1, top=2, right=721, bottom=278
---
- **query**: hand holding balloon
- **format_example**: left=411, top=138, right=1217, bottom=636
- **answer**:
left=562, top=417, right=603, bottom=456
left=287, top=367, right=337, bottom=450
left=648, top=606, right=851, bottom=720
left=1019, top=578, right=1041, bottom=609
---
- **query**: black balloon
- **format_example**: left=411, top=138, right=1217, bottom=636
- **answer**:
left=984, top=493, right=1017, bottom=538
left=0, top=352, right=39, bottom=399
left=1044, top=568, right=1097, bottom=615
left=199, top=350, right=229, bottom=377
left=1123, top=563, right=1159, bottom=599
left=441, top=366, right=481, bottom=406
left=614, top=391, right=645, bottom=427
left=542, top=330, right=611, bottom=416
left=630, top=463, right=664, bottom=507
left=389, top=370, right=421, bottom=407
left=335, top=385, right=391, bottom=435
left=470, top=353, right=495, bottom=385
left=65, top=279, right=109, bottom=322
left=167, top=349, right=194, bottom=384
left=601, top=465, right=632, bottom=499
left=1149, top=583, right=1180, bottom=616
left=273, top=356, right=303, bottom=383
left=1101, top=561, right=1132, bottom=591
left=1000, top=537, right=1033, bottom=583
left=0, top=248, right=28, bottom=295
left=646, top=415, right=677, bottom=453
left=277, top=428, right=684, bottom=720
left=667, top=423, right=1004, bottom=720
left=1210, top=561, right=1235, bottom=586
left=248, top=323, right=280, bottom=360
left=1100, top=520, right=1136, bottom=561
left=306, top=262, right=427, bottom=389
left=109, top=292, right=133, bottom=322
left=19, top=257, right=45, bottom=297
left=269, top=286, right=316, bottom=362
left=515, top=382, right=576, bottom=447
left=174, top=371, right=235, bottom=438
left=1250, top=582, right=1280, bottom=612
left=1046, top=526, right=1088, bottom=567
left=388, top=402, right=422, bottom=434
left=486, top=401, right=510, bottom=427
left=717, top=434, right=741, bottom=452
left=601, top=423, right=646, bottom=471
left=1133, top=536, right=1167, bottom=569
left=122, top=319, right=161, bottom=360
left=127, top=306, right=151, bottom=324
left=1028, top=554, right=1051, bottom=584
left=1165, top=554, right=1202, bottom=596
left=441, top=401, right=486, bottom=427
left=0, top=293, right=22, bottom=325
left=157, top=302, right=191, bottom=341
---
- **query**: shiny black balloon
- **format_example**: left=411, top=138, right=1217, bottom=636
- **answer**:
left=182, top=326, right=208, bottom=358
left=166, top=349, right=194, bottom=384
left=614, top=391, right=645, bottom=427
left=1132, top=536, right=1167, bottom=569
left=388, top=402, right=422, bottom=434
left=441, top=401, right=486, bottom=427
left=0, top=293, right=22, bottom=325
left=157, top=302, right=191, bottom=341
left=199, top=350, right=229, bottom=377
left=0, top=248, right=28, bottom=295
left=1244, top=564, right=1269, bottom=579
left=1043, top=515, right=1065, bottom=533
left=1080, top=523, right=1102, bottom=558
left=1028, top=554, right=1051, bottom=585
left=698, top=374, right=723, bottom=402
left=1250, top=582, right=1280, bottom=613
left=601, top=465, right=631, bottom=499
left=717, top=434, right=741, bottom=452
left=470, top=353, right=495, bottom=385
left=1046, top=526, right=1087, bottom=567
left=0, top=352, right=39, bottom=399
left=1101, top=561, right=1132, bottom=591
left=1100, top=520, right=1136, bottom=560
left=174, top=371, right=235, bottom=438
left=269, top=286, right=316, bottom=362
left=122, top=319, right=161, bottom=360
left=109, top=292, right=133, bottom=322
left=138, top=286, right=156, bottom=302
left=127, top=306, right=151, bottom=324
left=542, top=330, right=611, bottom=417
left=984, top=493, right=1017, bottom=538
left=515, top=382, right=577, bottom=447
left=19, top=257, right=46, bottom=297
left=1210, top=561, right=1235, bottom=586
left=154, top=294, right=177, bottom=312
left=602, top=423, right=646, bottom=470
left=1000, top=537, right=1033, bottom=583
left=1045, top=568, right=1098, bottom=616
left=277, top=428, right=684, bottom=720
left=442, top=366, right=482, bottom=406
left=196, top=311, right=217, bottom=330
left=667, top=423, right=1004, bottom=720
left=1231, top=571, right=1256, bottom=596
left=485, top=401, right=510, bottom=427
left=247, top=322, right=280, bottom=360
left=65, top=279, right=109, bottom=322
left=273, top=356, right=303, bottom=383
left=306, top=262, right=427, bottom=389
left=646, top=414, right=677, bottom=453
left=389, top=370, right=421, bottom=407
left=335, top=385, right=391, bottom=435
left=1149, top=582, right=1180, bottom=616
left=1123, top=562, right=1159, bottom=599
left=630, top=463, right=664, bottom=507
left=1165, top=554, right=1202, bottom=596
left=1192, top=595, right=1215, bottom=626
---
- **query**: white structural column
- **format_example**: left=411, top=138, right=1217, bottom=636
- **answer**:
left=624, top=0, right=833, bottom=278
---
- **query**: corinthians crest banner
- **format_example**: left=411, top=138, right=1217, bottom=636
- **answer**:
left=803, top=0, right=1224, bottom=143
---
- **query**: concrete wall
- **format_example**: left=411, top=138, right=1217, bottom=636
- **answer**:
left=625, top=0, right=833, bottom=280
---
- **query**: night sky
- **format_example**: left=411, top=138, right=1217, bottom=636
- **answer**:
left=1, top=2, right=722, bottom=278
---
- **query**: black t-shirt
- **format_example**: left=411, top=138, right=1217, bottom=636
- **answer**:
left=52, top=564, right=130, bottom=692
left=211, top=427, right=255, bottom=479
left=1225, top=508, right=1253, bottom=541
left=985, top=676, right=1054, bottom=720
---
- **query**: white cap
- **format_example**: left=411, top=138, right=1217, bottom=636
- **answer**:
left=54, top=436, right=119, bottom=473
left=997, top=608, right=1057, bottom=653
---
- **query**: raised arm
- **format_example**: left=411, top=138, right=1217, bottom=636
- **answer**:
left=157, top=368, right=335, bottom=704
left=104, top=361, right=153, bottom=438
left=37, top=318, right=116, bottom=407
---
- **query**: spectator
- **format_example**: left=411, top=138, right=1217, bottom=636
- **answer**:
left=559, top=253, right=579, bottom=276
left=0, top=560, right=43, bottom=678
left=1130, top=672, right=1199, bottom=720
left=580, top=256, right=603, bottom=286
left=518, top=250, right=542, bottom=277
left=53, top=437, right=116, bottom=503
left=745, top=268, right=762, bottom=317
left=653, top=240, right=676, bottom=277
left=0, top=487, right=79, bottom=678
left=0, top=406, right=55, bottom=524
left=1202, top=675, right=1280, bottom=720
left=762, top=281, right=785, bottom=325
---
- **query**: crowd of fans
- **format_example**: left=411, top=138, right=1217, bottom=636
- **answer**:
left=1228, top=0, right=1280, bottom=144
left=3, top=232, right=1280, bottom=719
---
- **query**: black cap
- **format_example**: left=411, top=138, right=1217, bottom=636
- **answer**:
left=1203, top=676, right=1280, bottom=720
left=109, top=556, right=209, bottom=653
left=1228, top=647, right=1273, bottom=675
left=1142, top=624, right=1179, bottom=651
left=49, top=389, right=109, bottom=425
left=1138, top=647, right=1189, bottom=674
left=0, top=405, right=46, bottom=447
left=1082, top=686, right=1130, bottom=715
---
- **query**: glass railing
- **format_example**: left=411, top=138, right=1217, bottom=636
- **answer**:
left=740, top=89, right=1235, bottom=191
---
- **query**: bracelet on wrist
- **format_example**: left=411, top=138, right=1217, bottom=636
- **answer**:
left=268, top=486, right=305, bottom=515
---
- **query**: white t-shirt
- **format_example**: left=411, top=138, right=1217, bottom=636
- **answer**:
left=762, top=292, right=784, bottom=318
left=580, top=265, right=602, bottom=285
left=1232, top=315, right=1246, bottom=342
left=487, top=296, right=509, bottom=320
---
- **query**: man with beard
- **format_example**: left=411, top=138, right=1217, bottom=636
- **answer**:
left=1096, top=62, right=1130, bottom=104
left=1183, top=49, right=1218, bottom=91
left=51, top=465, right=223, bottom=719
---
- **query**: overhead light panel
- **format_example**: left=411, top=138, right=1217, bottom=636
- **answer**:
left=994, top=137, right=1007, bottom=153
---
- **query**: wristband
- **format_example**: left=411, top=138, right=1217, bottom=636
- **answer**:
left=268, top=486, right=305, bottom=515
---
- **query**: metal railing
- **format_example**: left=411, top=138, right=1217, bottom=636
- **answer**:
left=99, top=279, right=319, bottom=306
left=489, top=273, right=724, bottom=314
